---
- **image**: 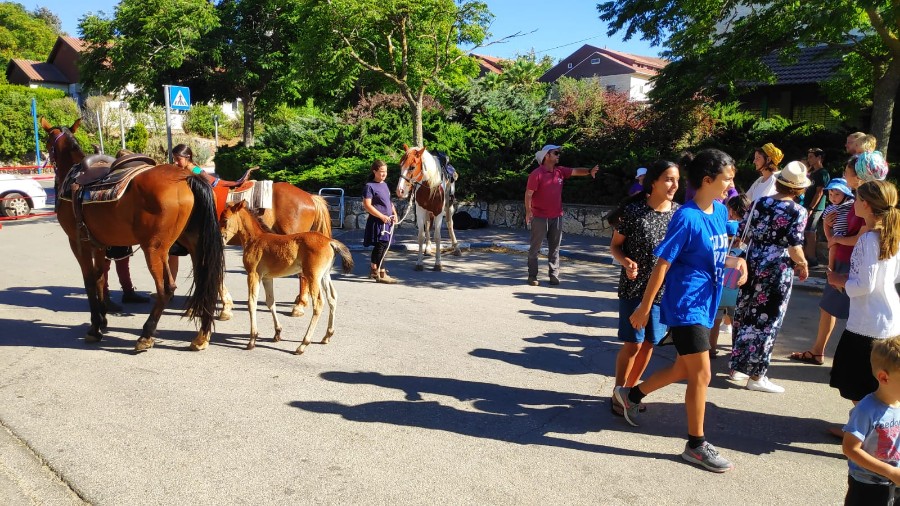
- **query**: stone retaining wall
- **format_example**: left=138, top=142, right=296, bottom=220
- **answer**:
left=338, top=197, right=616, bottom=238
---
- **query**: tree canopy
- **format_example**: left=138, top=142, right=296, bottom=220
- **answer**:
left=295, top=0, right=500, bottom=146
left=598, top=0, right=900, bottom=157
left=0, top=2, right=61, bottom=82
left=79, top=0, right=310, bottom=146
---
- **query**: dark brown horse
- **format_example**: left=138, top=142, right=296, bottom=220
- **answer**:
left=218, top=182, right=332, bottom=320
left=41, top=117, right=225, bottom=352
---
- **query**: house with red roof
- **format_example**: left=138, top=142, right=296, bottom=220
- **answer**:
left=6, top=36, right=88, bottom=105
left=538, top=44, right=669, bottom=102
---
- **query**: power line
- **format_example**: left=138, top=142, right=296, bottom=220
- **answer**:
left=535, top=34, right=604, bottom=55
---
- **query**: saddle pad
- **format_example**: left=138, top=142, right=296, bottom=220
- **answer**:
left=226, top=180, right=273, bottom=210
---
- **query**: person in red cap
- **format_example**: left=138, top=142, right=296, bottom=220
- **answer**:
left=524, top=144, right=598, bottom=286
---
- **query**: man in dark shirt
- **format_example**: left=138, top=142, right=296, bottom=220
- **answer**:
left=802, top=148, right=830, bottom=266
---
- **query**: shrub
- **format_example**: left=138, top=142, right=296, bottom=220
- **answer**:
left=183, top=104, right=218, bottom=138
left=126, top=123, right=149, bottom=153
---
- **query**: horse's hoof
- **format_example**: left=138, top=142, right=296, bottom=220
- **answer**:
left=245, top=342, right=255, bottom=350
left=294, top=347, right=306, bottom=355
left=216, top=311, right=232, bottom=321
left=290, top=308, right=305, bottom=318
left=433, top=264, right=442, bottom=271
left=273, top=330, right=282, bottom=342
left=85, top=331, right=103, bottom=343
left=135, top=337, right=154, bottom=351
left=451, top=248, right=462, bottom=257
left=414, top=265, right=424, bottom=271
left=189, top=339, right=209, bottom=351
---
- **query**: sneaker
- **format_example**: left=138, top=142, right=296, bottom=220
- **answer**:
left=613, top=386, right=640, bottom=427
left=729, top=370, right=749, bottom=381
left=549, top=276, right=560, bottom=286
left=681, top=441, right=734, bottom=473
left=746, top=376, right=785, bottom=393
left=611, top=395, right=647, bottom=417
left=527, top=277, right=539, bottom=286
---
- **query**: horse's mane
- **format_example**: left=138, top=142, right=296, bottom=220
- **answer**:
left=54, top=126, right=85, bottom=160
left=420, top=149, right=442, bottom=188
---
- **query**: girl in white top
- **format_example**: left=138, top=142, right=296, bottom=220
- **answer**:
left=827, top=180, right=900, bottom=403
left=746, top=143, right=783, bottom=202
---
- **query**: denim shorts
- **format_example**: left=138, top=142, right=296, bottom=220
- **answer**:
left=618, top=298, right=667, bottom=345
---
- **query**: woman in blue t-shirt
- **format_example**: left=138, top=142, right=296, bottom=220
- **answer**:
left=614, top=149, right=748, bottom=473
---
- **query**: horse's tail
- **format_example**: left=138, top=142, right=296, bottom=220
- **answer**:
left=329, top=239, right=354, bottom=274
left=184, top=175, right=226, bottom=334
left=310, top=195, right=333, bottom=237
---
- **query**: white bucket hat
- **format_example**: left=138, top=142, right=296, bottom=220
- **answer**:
left=535, top=144, right=562, bottom=165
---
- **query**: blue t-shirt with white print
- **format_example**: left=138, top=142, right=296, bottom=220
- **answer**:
left=844, top=393, right=900, bottom=485
left=654, top=200, right=729, bottom=328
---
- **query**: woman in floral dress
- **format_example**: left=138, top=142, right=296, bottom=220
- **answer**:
left=730, top=161, right=811, bottom=393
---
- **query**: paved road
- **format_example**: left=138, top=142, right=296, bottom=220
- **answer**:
left=0, top=217, right=849, bottom=505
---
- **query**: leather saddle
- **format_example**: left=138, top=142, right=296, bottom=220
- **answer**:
left=73, top=153, right=157, bottom=185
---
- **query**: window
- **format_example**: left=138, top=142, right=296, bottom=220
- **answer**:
left=591, top=58, right=601, bottom=64
left=606, top=85, right=616, bottom=92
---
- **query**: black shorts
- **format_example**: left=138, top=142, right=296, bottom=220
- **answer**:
left=671, top=324, right=711, bottom=356
left=845, top=475, right=898, bottom=505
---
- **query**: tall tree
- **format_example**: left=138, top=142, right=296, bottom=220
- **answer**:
left=32, top=6, right=63, bottom=34
left=78, top=0, right=218, bottom=110
left=298, top=0, right=496, bottom=146
left=598, top=1, right=900, bottom=157
left=79, top=0, right=308, bottom=146
left=0, top=2, right=59, bottom=74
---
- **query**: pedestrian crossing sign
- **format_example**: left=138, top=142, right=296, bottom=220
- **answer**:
left=168, top=86, right=191, bottom=111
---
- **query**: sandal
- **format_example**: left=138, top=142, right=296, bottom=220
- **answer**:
left=789, top=350, right=824, bottom=365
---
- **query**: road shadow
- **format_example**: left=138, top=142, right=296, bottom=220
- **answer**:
left=470, top=332, right=621, bottom=376
left=290, top=371, right=843, bottom=461
left=0, top=316, right=201, bottom=354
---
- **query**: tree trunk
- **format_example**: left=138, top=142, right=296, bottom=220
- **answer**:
left=405, top=93, right=424, bottom=147
left=870, top=56, right=900, bottom=159
left=412, top=99, right=424, bottom=147
left=242, top=95, right=256, bottom=147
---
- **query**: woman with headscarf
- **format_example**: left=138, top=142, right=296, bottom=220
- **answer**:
left=746, top=143, right=783, bottom=202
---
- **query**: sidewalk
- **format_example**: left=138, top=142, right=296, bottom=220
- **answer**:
left=332, top=225, right=828, bottom=291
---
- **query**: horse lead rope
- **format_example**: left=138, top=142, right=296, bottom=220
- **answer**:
left=377, top=187, right=416, bottom=273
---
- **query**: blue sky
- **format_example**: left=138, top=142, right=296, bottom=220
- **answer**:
left=18, top=0, right=662, bottom=62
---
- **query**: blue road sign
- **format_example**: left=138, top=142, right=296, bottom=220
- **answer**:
left=168, top=86, right=191, bottom=111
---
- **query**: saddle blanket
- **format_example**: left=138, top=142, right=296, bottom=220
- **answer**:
left=226, top=179, right=273, bottom=210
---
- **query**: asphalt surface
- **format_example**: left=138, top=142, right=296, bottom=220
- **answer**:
left=0, top=216, right=848, bottom=505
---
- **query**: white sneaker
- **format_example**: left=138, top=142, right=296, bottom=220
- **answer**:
left=720, top=323, right=732, bottom=334
left=746, top=376, right=785, bottom=393
left=729, top=370, right=749, bottom=381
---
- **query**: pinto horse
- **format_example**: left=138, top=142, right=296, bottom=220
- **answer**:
left=395, top=145, right=460, bottom=271
left=219, top=201, right=353, bottom=355
left=218, top=182, right=332, bottom=321
left=41, top=117, right=225, bottom=352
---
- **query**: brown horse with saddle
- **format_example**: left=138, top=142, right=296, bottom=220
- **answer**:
left=41, top=117, right=224, bottom=352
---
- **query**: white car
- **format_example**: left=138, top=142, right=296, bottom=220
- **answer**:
left=0, top=173, right=48, bottom=217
